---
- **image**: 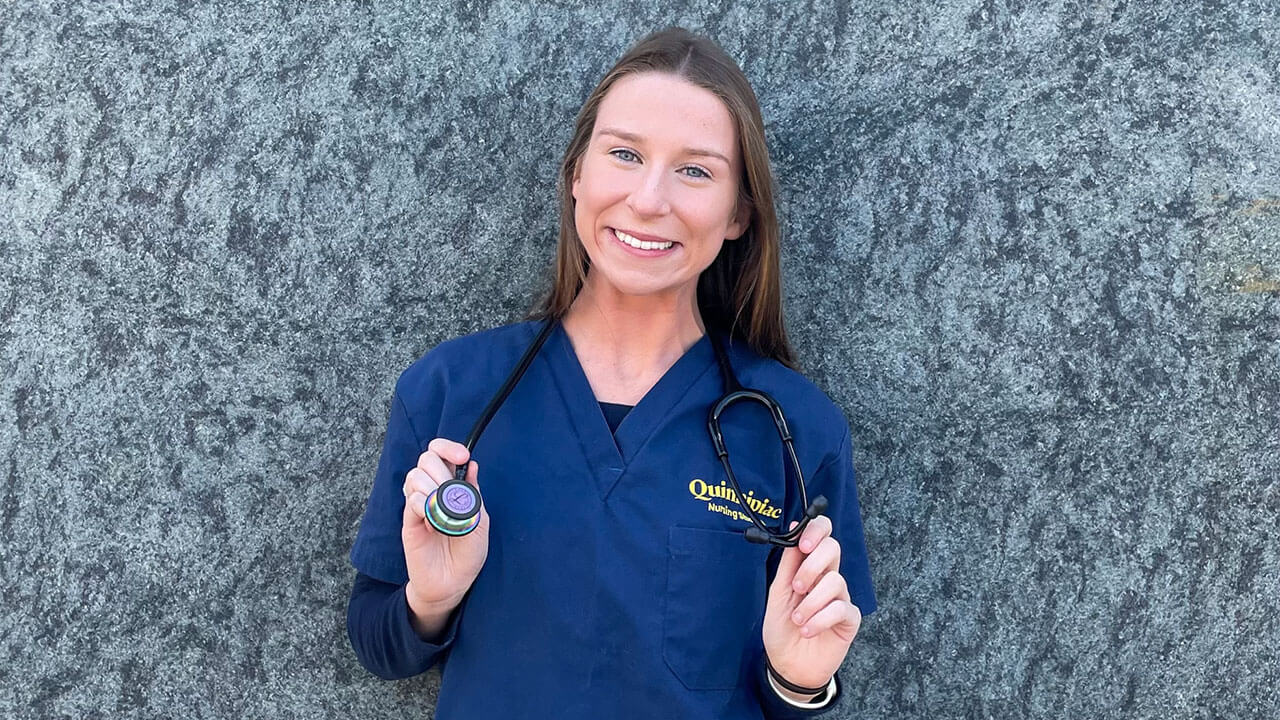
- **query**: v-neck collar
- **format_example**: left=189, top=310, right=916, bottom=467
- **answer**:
left=545, top=321, right=718, bottom=501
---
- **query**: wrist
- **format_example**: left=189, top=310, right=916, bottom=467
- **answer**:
left=772, top=682, right=825, bottom=704
left=764, top=651, right=832, bottom=697
left=404, top=581, right=463, bottom=640
left=766, top=668, right=836, bottom=707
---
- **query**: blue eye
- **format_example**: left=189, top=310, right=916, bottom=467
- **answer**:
left=609, top=149, right=711, bottom=180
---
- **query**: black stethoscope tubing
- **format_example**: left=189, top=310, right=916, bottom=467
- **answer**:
left=425, top=316, right=826, bottom=547
left=705, top=328, right=828, bottom=546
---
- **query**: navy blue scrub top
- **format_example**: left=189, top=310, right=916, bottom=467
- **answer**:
left=349, top=321, right=877, bottom=718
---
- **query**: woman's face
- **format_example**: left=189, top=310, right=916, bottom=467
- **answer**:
left=571, top=72, right=747, bottom=305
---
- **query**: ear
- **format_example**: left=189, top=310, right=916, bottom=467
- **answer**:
left=571, top=159, right=582, bottom=201
left=725, top=200, right=750, bottom=241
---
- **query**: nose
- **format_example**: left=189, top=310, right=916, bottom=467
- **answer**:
left=626, top=167, right=671, bottom=217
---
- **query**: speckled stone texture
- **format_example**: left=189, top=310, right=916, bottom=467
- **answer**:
left=1, top=1, right=1277, bottom=718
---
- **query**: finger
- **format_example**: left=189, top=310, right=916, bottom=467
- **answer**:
left=418, top=451, right=455, bottom=486
left=797, top=514, right=833, bottom=554
left=772, top=521, right=804, bottom=590
left=403, top=465, right=442, bottom=524
left=402, top=467, right=431, bottom=522
left=404, top=490, right=429, bottom=520
left=403, top=467, right=442, bottom=500
left=417, top=449, right=452, bottom=478
left=792, top=536, right=841, bottom=594
left=800, top=598, right=862, bottom=640
left=403, top=465, right=482, bottom=525
left=789, top=571, right=849, bottom=627
left=427, top=438, right=470, bottom=471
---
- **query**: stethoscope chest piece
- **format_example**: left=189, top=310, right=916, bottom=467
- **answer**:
left=427, top=480, right=482, bottom=536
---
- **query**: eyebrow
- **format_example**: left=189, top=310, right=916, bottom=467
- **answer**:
left=595, top=126, right=732, bottom=166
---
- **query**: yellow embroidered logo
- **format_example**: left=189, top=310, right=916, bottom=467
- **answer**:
left=688, top=478, right=783, bottom=524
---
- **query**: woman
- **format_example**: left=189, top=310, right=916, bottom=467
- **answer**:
left=347, top=26, right=876, bottom=718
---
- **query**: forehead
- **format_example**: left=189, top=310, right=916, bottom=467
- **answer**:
left=593, top=72, right=738, bottom=159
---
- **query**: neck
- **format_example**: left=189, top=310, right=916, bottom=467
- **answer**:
left=560, top=275, right=706, bottom=403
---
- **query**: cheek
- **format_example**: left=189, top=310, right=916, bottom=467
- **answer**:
left=689, top=203, right=730, bottom=240
left=573, top=198, right=601, bottom=256
left=573, top=172, right=623, bottom=230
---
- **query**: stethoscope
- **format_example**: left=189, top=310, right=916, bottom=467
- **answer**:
left=424, top=316, right=828, bottom=547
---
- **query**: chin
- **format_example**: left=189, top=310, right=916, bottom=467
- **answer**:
left=592, top=273, right=686, bottom=301
left=605, top=282, right=670, bottom=299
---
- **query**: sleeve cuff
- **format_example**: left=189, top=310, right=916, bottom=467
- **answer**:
left=392, top=583, right=461, bottom=662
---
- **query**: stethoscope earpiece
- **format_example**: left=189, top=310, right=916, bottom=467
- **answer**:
left=707, top=331, right=823, bottom=549
left=805, top=495, right=828, bottom=519
left=744, top=494, right=829, bottom=547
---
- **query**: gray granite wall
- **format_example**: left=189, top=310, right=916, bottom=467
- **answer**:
left=2, top=1, right=1277, bottom=718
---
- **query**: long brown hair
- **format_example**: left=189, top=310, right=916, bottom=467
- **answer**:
left=532, top=26, right=796, bottom=368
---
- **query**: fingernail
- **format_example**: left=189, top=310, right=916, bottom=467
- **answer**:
left=793, top=579, right=804, bottom=592
left=801, top=626, right=813, bottom=637
left=792, top=611, right=803, bottom=624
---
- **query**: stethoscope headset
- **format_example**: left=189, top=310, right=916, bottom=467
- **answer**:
left=424, top=316, right=828, bottom=548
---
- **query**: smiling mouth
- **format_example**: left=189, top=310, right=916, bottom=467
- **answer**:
left=610, top=228, right=676, bottom=251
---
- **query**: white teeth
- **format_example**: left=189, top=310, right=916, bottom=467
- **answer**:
left=615, top=229, right=672, bottom=251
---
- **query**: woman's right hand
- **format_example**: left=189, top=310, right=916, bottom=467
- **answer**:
left=400, top=438, right=490, bottom=639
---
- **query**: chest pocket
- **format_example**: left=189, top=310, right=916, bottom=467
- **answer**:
left=662, top=526, right=769, bottom=690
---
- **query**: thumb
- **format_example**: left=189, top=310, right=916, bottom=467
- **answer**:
left=456, top=459, right=488, bottom=534
left=444, top=459, right=479, bottom=491
left=467, top=460, right=490, bottom=533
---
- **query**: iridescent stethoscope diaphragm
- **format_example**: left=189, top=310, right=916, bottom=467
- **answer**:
left=426, top=479, right=482, bottom=536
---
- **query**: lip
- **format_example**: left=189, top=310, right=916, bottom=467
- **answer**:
left=612, top=227, right=679, bottom=246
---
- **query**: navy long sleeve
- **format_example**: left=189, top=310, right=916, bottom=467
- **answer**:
left=346, top=571, right=461, bottom=680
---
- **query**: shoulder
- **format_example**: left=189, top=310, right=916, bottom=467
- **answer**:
left=394, top=320, right=545, bottom=400
left=720, top=335, right=852, bottom=455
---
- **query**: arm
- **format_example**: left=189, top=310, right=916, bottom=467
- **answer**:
left=347, top=363, right=488, bottom=680
left=756, top=424, right=877, bottom=717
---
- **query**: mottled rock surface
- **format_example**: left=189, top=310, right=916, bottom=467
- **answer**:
left=1, top=1, right=1277, bottom=718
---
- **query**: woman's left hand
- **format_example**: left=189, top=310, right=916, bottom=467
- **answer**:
left=762, top=515, right=862, bottom=692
